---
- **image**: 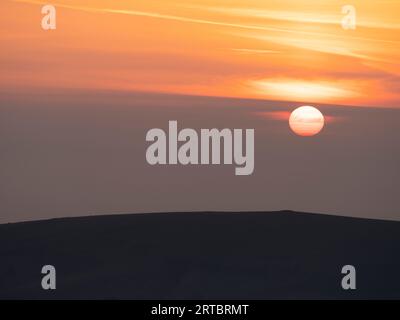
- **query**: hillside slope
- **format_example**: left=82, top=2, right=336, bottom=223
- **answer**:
left=1, top=211, right=399, bottom=299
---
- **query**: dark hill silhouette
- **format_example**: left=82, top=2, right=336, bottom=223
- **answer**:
left=0, top=211, right=399, bottom=299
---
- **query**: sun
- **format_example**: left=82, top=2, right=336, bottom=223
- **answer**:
left=289, top=106, right=325, bottom=136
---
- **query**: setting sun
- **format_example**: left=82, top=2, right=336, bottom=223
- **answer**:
left=289, top=106, right=325, bottom=136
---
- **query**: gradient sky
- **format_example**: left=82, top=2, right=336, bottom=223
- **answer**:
left=0, top=0, right=399, bottom=223
left=1, top=0, right=399, bottom=107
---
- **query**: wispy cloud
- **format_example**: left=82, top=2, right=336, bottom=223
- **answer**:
left=230, top=48, right=281, bottom=55
left=251, top=79, right=358, bottom=103
left=192, top=6, right=400, bottom=30
left=7, top=0, right=400, bottom=107
left=12, top=0, right=315, bottom=35
left=13, top=0, right=400, bottom=46
left=246, top=33, right=392, bottom=63
left=12, top=0, right=400, bottom=69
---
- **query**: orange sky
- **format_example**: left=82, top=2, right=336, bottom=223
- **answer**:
left=1, top=0, right=399, bottom=107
